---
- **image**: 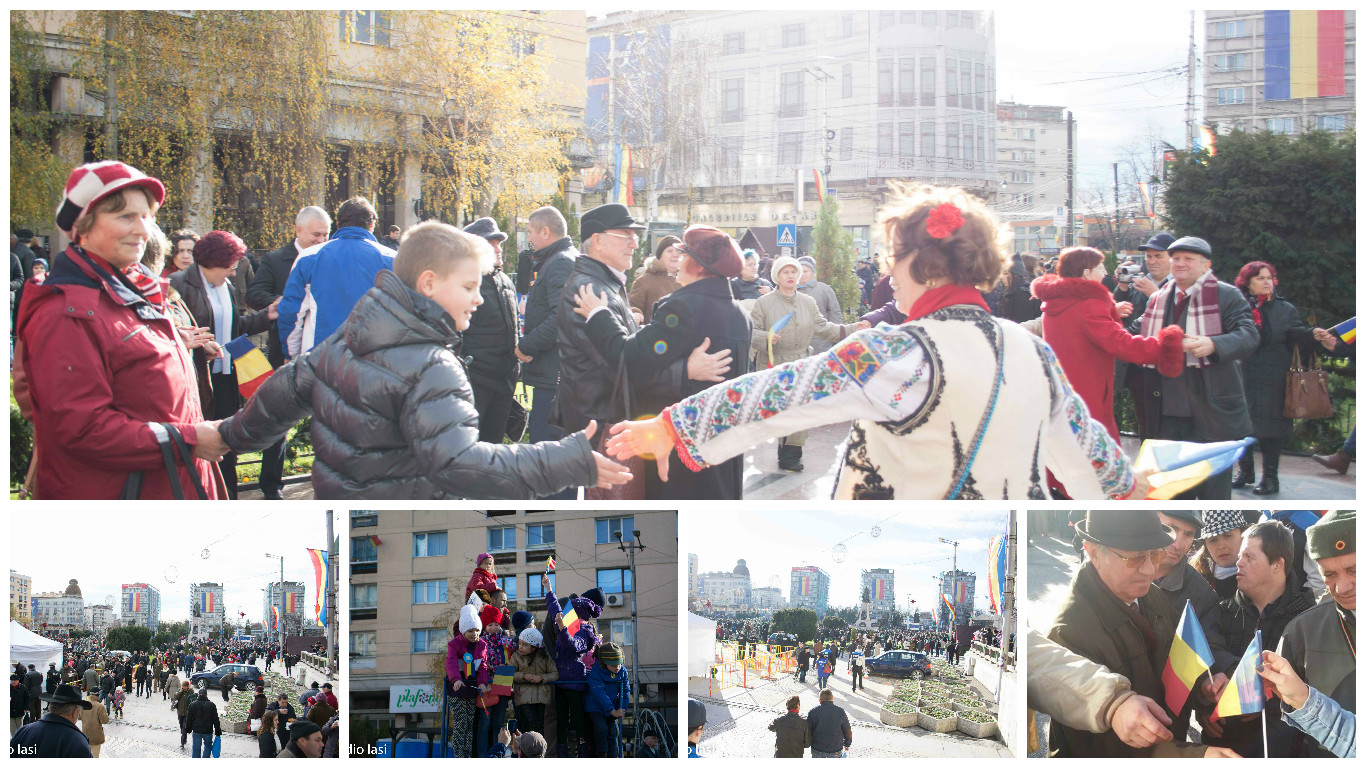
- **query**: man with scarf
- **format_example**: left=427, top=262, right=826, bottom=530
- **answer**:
left=1134, top=236, right=1258, bottom=499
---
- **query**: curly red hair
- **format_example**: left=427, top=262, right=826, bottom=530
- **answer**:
left=1234, top=260, right=1277, bottom=291
left=192, top=230, right=248, bottom=269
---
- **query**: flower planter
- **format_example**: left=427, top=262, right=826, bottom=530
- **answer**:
left=879, top=702, right=919, bottom=728
left=919, top=694, right=951, bottom=711
left=951, top=699, right=989, bottom=713
left=917, top=707, right=958, bottom=733
left=956, top=712, right=1000, bottom=739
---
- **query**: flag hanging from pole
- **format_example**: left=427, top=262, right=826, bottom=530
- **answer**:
left=941, top=594, right=955, bottom=623
left=270, top=606, right=280, bottom=631
left=986, top=534, right=1007, bottom=614
left=812, top=169, right=827, bottom=204
left=307, top=548, right=329, bottom=628
left=1162, top=600, right=1216, bottom=714
left=1215, top=630, right=1266, bottom=718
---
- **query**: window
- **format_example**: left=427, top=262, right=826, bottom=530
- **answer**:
left=526, top=524, right=555, bottom=548
left=351, top=511, right=378, bottom=527
left=601, top=619, right=635, bottom=647
left=479, top=527, right=512, bottom=552
left=597, top=568, right=633, bottom=594
left=718, top=136, right=743, bottom=172
left=921, top=11, right=937, bottom=27
left=898, top=122, right=914, bottom=158
left=898, top=59, right=915, bottom=106
left=527, top=573, right=556, bottom=599
left=900, top=10, right=916, bottom=23
left=842, top=14, right=853, bottom=38
left=921, top=121, right=935, bottom=157
left=410, top=579, right=444, bottom=605
left=494, top=575, right=517, bottom=601
left=1213, top=54, right=1249, bottom=72
left=879, top=11, right=895, bottom=28
left=596, top=517, right=635, bottom=544
left=350, top=631, right=376, bottom=657
left=1011, top=171, right=1034, bottom=183
left=1216, top=88, right=1246, bottom=105
left=878, top=123, right=893, bottom=157
left=974, top=62, right=986, bottom=110
left=1265, top=117, right=1294, bottom=134
left=877, top=59, right=893, bottom=107
left=782, top=24, right=805, bottom=48
left=946, top=123, right=960, bottom=159
left=1013, top=127, right=1035, bottom=140
left=780, top=71, right=804, bottom=117
left=842, top=63, right=853, bottom=99
left=339, top=11, right=390, bottom=46
left=411, top=629, right=441, bottom=654
left=840, top=129, right=853, bottom=161
left=723, top=32, right=744, bottom=55
left=413, top=532, right=448, bottom=558
left=350, top=537, right=377, bottom=570
left=920, top=57, right=936, bottom=103
left=351, top=583, right=377, bottom=609
left=1318, top=115, right=1347, bottom=132
left=963, top=127, right=973, bottom=163
left=1214, top=20, right=1246, bottom=39
left=779, top=132, right=803, bottom=165
left=947, top=10, right=959, bottom=27
left=723, top=78, right=744, bottom=122
left=962, top=11, right=974, bottom=28
left=945, top=59, right=957, bottom=107
left=960, top=60, right=972, bottom=110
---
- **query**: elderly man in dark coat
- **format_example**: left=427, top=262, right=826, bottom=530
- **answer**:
left=9, top=683, right=93, bottom=758
left=1134, top=236, right=1258, bottom=499
left=461, top=217, right=521, bottom=445
left=1047, top=511, right=1232, bottom=757
left=571, top=225, right=749, bottom=499
left=1278, top=510, right=1356, bottom=757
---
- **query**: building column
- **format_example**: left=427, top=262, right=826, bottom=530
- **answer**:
left=396, top=151, right=423, bottom=231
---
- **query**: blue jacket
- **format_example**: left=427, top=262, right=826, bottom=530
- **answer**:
left=584, top=661, right=630, bottom=714
left=10, top=712, right=93, bottom=758
left=276, top=227, right=395, bottom=357
left=1285, top=687, right=1356, bottom=758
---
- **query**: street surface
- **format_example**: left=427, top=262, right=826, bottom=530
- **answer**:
left=689, top=648, right=1009, bottom=758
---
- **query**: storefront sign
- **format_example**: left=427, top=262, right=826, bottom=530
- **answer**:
left=389, top=684, right=442, bottom=713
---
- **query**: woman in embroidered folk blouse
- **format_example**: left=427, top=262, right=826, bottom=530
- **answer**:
left=604, top=183, right=1153, bottom=500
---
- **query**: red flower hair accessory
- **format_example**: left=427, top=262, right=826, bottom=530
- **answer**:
left=925, top=203, right=965, bottom=239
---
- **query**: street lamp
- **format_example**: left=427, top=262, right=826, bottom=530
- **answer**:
left=614, top=529, right=646, bottom=757
left=264, top=553, right=285, bottom=659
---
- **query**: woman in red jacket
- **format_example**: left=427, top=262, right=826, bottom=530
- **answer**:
left=1032, top=247, right=1185, bottom=440
left=14, top=161, right=229, bottom=499
left=465, top=554, right=499, bottom=602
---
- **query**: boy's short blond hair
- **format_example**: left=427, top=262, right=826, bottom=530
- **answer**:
left=393, top=220, right=494, bottom=288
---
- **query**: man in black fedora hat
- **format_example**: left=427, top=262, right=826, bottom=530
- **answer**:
left=462, top=216, right=522, bottom=445
left=1046, top=511, right=1236, bottom=757
left=551, top=204, right=729, bottom=456
left=9, top=683, right=94, bottom=758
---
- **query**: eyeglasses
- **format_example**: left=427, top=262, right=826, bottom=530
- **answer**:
left=601, top=231, right=639, bottom=244
left=1103, top=546, right=1165, bottom=569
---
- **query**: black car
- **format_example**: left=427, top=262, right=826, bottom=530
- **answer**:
left=189, top=663, right=264, bottom=691
left=864, top=650, right=933, bottom=679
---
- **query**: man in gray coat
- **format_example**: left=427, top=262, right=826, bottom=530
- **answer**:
left=1135, top=236, right=1258, bottom=499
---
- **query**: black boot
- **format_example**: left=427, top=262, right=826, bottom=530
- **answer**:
left=1232, top=451, right=1255, bottom=488
left=778, top=444, right=804, bottom=472
left=1253, top=442, right=1280, bottom=495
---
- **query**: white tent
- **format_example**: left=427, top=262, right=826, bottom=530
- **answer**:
left=10, top=620, right=63, bottom=673
left=687, top=612, right=717, bottom=678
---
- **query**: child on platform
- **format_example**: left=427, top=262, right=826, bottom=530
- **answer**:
left=585, top=643, right=631, bottom=758
left=445, top=596, right=491, bottom=758
left=542, top=575, right=602, bottom=757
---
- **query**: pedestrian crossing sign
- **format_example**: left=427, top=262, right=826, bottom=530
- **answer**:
left=777, top=224, right=796, bottom=248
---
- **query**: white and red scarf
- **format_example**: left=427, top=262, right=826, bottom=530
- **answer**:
left=1140, top=269, right=1221, bottom=369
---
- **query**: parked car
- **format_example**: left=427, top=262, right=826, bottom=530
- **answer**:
left=189, top=663, right=264, bottom=691
left=865, top=650, right=933, bottom=679
left=766, top=633, right=799, bottom=652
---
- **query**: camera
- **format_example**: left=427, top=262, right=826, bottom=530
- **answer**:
left=1115, top=255, right=1146, bottom=284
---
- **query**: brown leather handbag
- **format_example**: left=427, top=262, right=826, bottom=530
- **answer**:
left=1283, top=346, right=1333, bottom=420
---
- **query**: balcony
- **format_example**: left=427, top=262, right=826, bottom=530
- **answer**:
left=351, top=559, right=377, bottom=575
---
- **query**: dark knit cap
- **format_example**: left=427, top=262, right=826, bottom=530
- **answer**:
left=288, top=718, right=322, bottom=742
left=597, top=642, right=623, bottom=666
left=193, top=230, right=248, bottom=269
left=1306, top=510, right=1355, bottom=560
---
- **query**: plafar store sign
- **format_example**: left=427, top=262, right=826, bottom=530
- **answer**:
left=389, top=684, right=443, bottom=713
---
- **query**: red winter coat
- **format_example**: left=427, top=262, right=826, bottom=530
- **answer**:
left=14, top=246, right=221, bottom=499
left=1033, top=274, right=1184, bottom=439
left=465, top=567, right=498, bottom=602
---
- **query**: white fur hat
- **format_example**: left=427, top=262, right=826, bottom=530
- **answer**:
left=770, top=255, right=801, bottom=283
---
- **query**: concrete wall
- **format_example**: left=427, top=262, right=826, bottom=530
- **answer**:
left=968, top=648, right=1018, bottom=757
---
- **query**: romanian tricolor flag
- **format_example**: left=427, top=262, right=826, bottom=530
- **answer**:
left=1134, top=437, right=1256, bottom=500
left=224, top=335, right=273, bottom=399
left=1196, top=125, right=1217, bottom=158
left=1137, top=182, right=1155, bottom=218
left=1215, top=630, right=1266, bottom=718
left=127, top=592, right=141, bottom=612
left=201, top=591, right=214, bottom=613
left=613, top=144, right=633, bottom=206
left=270, top=606, right=280, bottom=630
left=1264, top=11, right=1346, bottom=101
left=986, top=533, right=1007, bottom=614
left=874, top=577, right=887, bottom=601
left=307, top=548, right=329, bottom=628
left=545, top=556, right=556, bottom=574
left=491, top=665, right=515, bottom=696
left=561, top=603, right=582, bottom=636
left=286, top=592, right=298, bottom=614
left=812, top=169, right=827, bottom=204
left=941, top=594, right=955, bottom=623
left=767, top=310, right=797, bottom=369
left=368, top=535, right=382, bottom=547
left=1331, top=317, right=1356, bottom=344
left=1162, top=600, right=1215, bottom=714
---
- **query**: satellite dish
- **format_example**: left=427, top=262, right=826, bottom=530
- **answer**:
left=165, top=566, right=179, bottom=583
left=832, top=544, right=847, bottom=564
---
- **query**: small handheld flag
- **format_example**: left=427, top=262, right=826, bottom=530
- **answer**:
left=224, top=335, right=274, bottom=399
left=561, top=603, right=582, bottom=636
left=1331, top=317, right=1356, bottom=344
left=1162, top=600, right=1216, bottom=714
left=767, top=310, right=797, bottom=368
left=1134, top=437, right=1256, bottom=499
left=545, top=556, right=555, bottom=575
left=491, top=665, right=515, bottom=696
left=1215, top=630, right=1265, bottom=718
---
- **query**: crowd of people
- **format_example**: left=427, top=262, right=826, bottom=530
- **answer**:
left=20, top=160, right=1351, bottom=501
left=442, top=556, right=663, bottom=758
left=9, top=630, right=338, bottom=758
left=1030, top=509, right=1354, bottom=758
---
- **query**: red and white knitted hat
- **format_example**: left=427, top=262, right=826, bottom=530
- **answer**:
left=55, top=161, right=166, bottom=236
